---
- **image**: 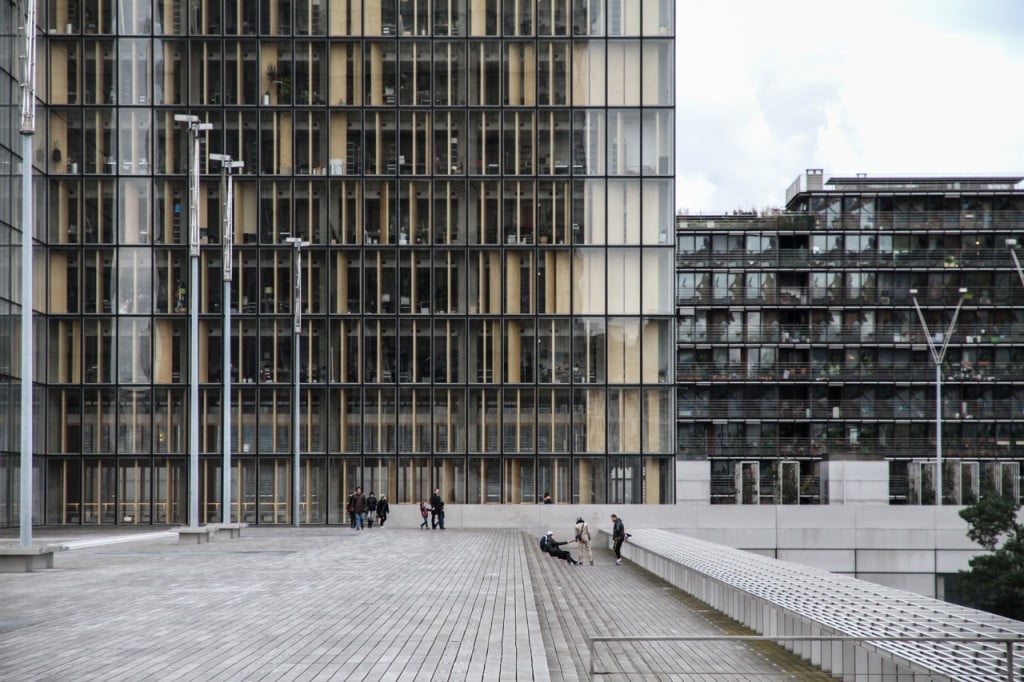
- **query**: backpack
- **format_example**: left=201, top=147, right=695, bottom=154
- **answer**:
left=539, top=535, right=549, bottom=552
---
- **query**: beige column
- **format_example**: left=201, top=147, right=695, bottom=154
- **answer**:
left=370, top=43, right=383, bottom=104
left=587, top=389, right=605, bottom=453
left=645, top=457, right=661, bottom=503
left=523, top=45, right=536, bottom=105
left=153, top=319, right=173, bottom=383
left=578, top=458, right=592, bottom=503
left=507, top=320, right=521, bottom=383
left=335, top=252, right=347, bottom=313
left=337, top=390, right=348, bottom=451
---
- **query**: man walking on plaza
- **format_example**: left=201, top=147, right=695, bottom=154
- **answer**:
left=430, top=488, right=445, bottom=529
left=365, top=491, right=377, bottom=528
left=350, top=486, right=367, bottom=530
left=574, top=516, right=593, bottom=565
left=611, top=513, right=626, bottom=565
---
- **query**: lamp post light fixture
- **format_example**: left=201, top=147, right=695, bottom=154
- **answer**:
left=909, top=287, right=968, bottom=506
left=210, top=153, right=243, bottom=524
left=285, top=236, right=310, bottom=527
left=1006, top=239, right=1024, bottom=289
left=175, top=114, right=213, bottom=527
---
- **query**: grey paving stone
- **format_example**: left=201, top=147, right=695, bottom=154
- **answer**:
left=0, top=527, right=828, bottom=681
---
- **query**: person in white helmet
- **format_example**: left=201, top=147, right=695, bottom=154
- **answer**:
left=539, top=530, right=579, bottom=565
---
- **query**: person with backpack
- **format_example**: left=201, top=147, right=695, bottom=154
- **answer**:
left=365, top=491, right=378, bottom=528
left=611, top=513, right=628, bottom=565
left=574, top=517, right=593, bottom=565
left=540, top=531, right=580, bottom=566
left=376, top=495, right=390, bottom=527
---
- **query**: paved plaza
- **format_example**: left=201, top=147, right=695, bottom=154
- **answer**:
left=1, top=527, right=828, bottom=681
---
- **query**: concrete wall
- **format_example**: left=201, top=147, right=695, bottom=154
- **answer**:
left=380, top=460, right=988, bottom=599
left=386, top=501, right=980, bottom=598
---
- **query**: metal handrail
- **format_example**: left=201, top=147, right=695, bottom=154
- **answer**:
left=589, top=634, right=1022, bottom=681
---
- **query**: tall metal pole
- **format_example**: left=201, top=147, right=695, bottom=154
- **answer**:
left=175, top=114, right=212, bottom=527
left=211, top=154, right=242, bottom=524
left=18, top=0, right=38, bottom=548
left=285, top=237, right=308, bottom=526
left=910, top=288, right=967, bottom=506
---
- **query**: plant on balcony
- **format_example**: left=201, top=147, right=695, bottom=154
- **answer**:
left=265, top=62, right=291, bottom=101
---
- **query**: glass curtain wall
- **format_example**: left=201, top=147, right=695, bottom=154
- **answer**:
left=26, top=0, right=674, bottom=526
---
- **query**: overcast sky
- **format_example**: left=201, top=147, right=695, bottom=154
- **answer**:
left=675, top=0, right=1024, bottom=214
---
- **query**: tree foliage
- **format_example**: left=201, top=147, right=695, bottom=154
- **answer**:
left=958, top=494, right=1024, bottom=621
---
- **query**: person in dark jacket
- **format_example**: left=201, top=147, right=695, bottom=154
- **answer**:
left=350, top=486, right=367, bottom=530
left=365, top=492, right=378, bottom=528
left=376, top=496, right=390, bottom=527
left=611, top=514, right=627, bottom=565
left=540, top=531, right=579, bottom=565
left=429, top=488, right=445, bottom=529
left=346, top=488, right=357, bottom=528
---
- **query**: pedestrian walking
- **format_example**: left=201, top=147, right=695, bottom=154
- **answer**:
left=574, top=516, right=593, bottom=565
left=430, top=488, right=445, bottom=529
left=366, top=491, right=378, bottom=528
left=346, top=488, right=357, bottom=528
left=419, top=501, right=429, bottom=529
left=611, top=513, right=628, bottom=565
left=376, top=496, right=390, bottom=527
left=540, top=531, right=580, bottom=565
left=350, top=486, right=367, bottom=530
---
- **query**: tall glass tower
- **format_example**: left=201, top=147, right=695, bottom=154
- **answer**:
left=18, top=0, right=675, bottom=526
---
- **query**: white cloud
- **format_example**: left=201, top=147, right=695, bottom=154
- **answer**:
left=677, top=0, right=1024, bottom=212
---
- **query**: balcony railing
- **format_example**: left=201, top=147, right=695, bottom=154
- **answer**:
left=677, top=246, right=1024, bottom=270
left=679, top=438, right=1024, bottom=459
left=676, top=284, right=1014, bottom=308
left=675, top=361, right=1023, bottom=383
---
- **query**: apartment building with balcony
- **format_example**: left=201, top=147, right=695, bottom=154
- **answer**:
left=676, top=171, right=1024, bottom=507
left=0, top=0, right=676, bottom=527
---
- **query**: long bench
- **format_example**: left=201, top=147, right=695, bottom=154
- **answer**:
left=176, top=523, right=248, bottom=543
left=208, top=522, right=247, bottom=539
left=175, top=526, right=216, bottom=544
left=600, top=529, right=1024, bottom=681
left=0, top=544, right=67, bottom=572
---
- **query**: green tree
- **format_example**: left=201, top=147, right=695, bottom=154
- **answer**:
left=958, top=494, right=1024, bottom=620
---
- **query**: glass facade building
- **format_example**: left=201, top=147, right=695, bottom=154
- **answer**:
left=676, top=171, right=1024, bottom=506
left=1, top=0, right=676, bottom=526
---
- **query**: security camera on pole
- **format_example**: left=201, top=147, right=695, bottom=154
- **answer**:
left=175, top=114, right=213, bottom=527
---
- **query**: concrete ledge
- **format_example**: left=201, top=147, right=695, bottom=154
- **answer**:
left=0, top=545, right=65, bottom=572
left=175, top=526, right=215, bottom=544
left=601, top=529, right=1024, bottom=682
left=208, top=522, right=247, bottom=539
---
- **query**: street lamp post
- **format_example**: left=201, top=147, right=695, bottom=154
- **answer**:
left=909, top=287, right=968, bottom=506
left=285, top=237, right=309, bottom=526
left=175, top=114, right=213, bottom=527
left=210, top=153, right=243, bottom=524
left=18, top=0, right=39, bottom=548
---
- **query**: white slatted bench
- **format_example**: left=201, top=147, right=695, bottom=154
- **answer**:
left=600, top=529, right=1024, bottom=681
